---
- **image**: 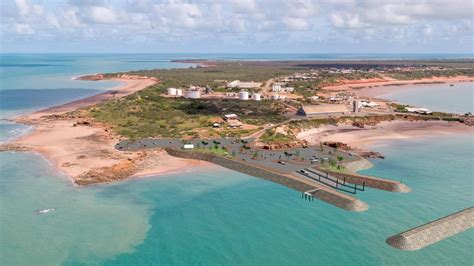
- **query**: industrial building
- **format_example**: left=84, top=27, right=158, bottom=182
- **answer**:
left=297, top=104, right=349, bottom=117
left=227, top=80, right=262, bottom=89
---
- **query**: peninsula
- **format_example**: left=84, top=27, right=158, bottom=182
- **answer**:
left=2, top=59, right=473, bottom=211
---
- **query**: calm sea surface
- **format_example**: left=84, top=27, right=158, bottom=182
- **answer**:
left=378, top=82, right=473, bottom=114
left=0, top=54, right=473, bottom=265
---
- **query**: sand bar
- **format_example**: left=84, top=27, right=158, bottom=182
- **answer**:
left=2, top=76, right=210, bottom=185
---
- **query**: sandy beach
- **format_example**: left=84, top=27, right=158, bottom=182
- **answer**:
left=2, top=76, right=210, bottom=185
left=322, top=76, right=473, bottom=98
left=297, top=120, right=473, bottom=151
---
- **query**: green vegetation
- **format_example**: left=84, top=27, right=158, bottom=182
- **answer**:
left=90, top=59, right=473, bottom=140
left=385, top=69, right=474, bottom=80
left=319, top=164, right=350, bottom=174
left=193, top=146, right=229, bottom=156
left=390, top=103, right=409, bottom=112
left=287, top=117, right=338, bottom=130
left=111, top=61, right=302, bottom=92
left=289, top=71, right=381, bottom=96
left=88, top=89, right=286, bottom=139
left=260, top=128, right=296, bottom=145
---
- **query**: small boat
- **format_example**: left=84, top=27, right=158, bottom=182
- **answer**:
left=35, top=208, right=56, bottom=215
left=450, top=84, right=454, bottom=87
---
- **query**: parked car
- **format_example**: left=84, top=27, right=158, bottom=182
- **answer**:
left=278, top=161, right=286, bottom=165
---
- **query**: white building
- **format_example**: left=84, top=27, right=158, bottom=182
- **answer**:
left=185, top=90, right=201, bottom=99
left=227, top=80, right=240, bottom=88
left=223, top=114, right=239, bottom=121
left=167, top=87, right=177, bottom=96
left=227, top=80, right=262, bottom=89
left=239, top=91, right=249, bottom=100
left=405, top=107, right=432, bottom=114
left=271, top=83, right=294, bottom=93
left=272, top=84, right=282, bottom=92
left=252, top=93, right=261, bottom=101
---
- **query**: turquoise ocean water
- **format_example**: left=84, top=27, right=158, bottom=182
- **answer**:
left=378, top=82, right=473, bottom=114
left=0, top=54, right=473, bottom=265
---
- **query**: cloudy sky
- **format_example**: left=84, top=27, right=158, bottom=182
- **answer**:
left=1, top=0, right=472, bottom=53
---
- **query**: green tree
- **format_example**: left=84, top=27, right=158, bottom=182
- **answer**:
left=252, top=151, right=259, bottom=159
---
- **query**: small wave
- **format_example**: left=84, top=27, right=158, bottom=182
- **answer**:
left=0, top=122, right=33, bottom=144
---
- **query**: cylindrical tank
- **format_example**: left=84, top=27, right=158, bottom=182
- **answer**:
left=252, top=93, right=261, bottom=101
left=176, top=89, right=183, bottom=96
left=185, top=90, right=201, bottom=99
left=167, top=87, right=177, bottom=95
left=239, top=91, right=249, bottom=100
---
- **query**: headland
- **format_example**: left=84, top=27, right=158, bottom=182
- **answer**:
left=1, top=60, right=473, bottom=203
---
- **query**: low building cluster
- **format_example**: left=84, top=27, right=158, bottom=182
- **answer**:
left=227, top=80, right=262, bottom=89
left=271, top=82, right=294, bottom=93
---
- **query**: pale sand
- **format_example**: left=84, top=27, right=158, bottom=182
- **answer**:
left=298, top=120, right=473, bottom=151
left=322, top=76, right=473, bottom=97
left=5, top=77, right=210, bottom=185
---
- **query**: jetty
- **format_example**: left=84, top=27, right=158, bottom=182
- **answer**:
left=386, top=207, right=474, bottom=251
left=165, top=148, right=368, bottom=211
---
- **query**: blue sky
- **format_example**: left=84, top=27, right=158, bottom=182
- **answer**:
left=0, top=0, right=472, bottom=53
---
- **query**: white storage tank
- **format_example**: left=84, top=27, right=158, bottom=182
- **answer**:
left=239, top=91, right=249, bottom=100
left=176, top=89, right=183, bottom=96
left=167, top=87, right=177, bottom=96
left=252, top=93, right=261, bottom=101
left=185, top=90, right=201, bottom=99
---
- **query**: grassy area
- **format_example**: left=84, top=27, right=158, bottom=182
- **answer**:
left=260, top=128, right=296, bottom=145
left=319, top=164, right=350, bottom=174
left=287, top=117, right=338, bottom=130
left=87, top=89, right=287, bottom=139
left=319, top=157, right=350, bottom=173
left=192, top=146, right=229, bottom=156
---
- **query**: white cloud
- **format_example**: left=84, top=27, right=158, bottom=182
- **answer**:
left=2, top=0, right=472, bottom=52
left=330, top=13, right=365, bottom=29
left=231, top=0, right=258, bottom=13
left=422, top=24, right=433, bottom=37
left=328, top=0, right=473, bottom=29
left=284, top=17, right=310, bottom=31
left=15, top=0, right=43, bottom=17
left=15, top=23, right=34, bottom=34
left=89, top=6, right=119, bottom=24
